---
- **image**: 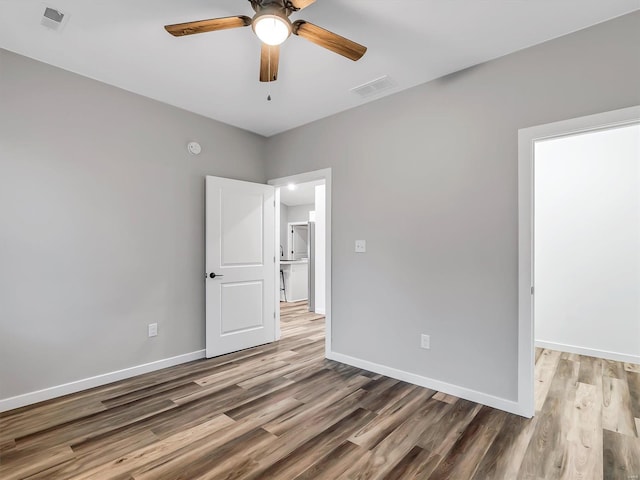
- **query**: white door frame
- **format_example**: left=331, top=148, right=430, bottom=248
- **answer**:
left=517, top=105, right=640, bottom=418
left=268, top=168, right=332, bottom=356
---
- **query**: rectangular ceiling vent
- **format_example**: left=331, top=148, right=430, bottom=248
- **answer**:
left=350, top=75, right=396, bottom=99
left=41, top=6, right=68, bottom=31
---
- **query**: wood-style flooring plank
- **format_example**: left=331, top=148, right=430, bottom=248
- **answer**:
left=603, top=429, right=640, bottom=480
left=242, top=408, right=375, bottom=480
left=25, top=430, right=159, bottom=480
left=233, top=391, right=371, bottom=479
left=603, top=359, right=626, bottom=380
left=348, top=386, right=435, bottom=450
left=470, top=413, right=538, bottom=480
left=578, top=355, right=603, bottom=386
left=534, top=349, right=562, bottom=412
left=293, top=441, right=366, bottom=480
left=626, top=370, right=640, bottom=421
left=140, top=428, right=278, bottom=480
left=0, top=445, right=75, bottom=480
left=561, top=351, right=581, bottom=362
left=433, top=392, right=459, bottom=404
left=0, top=400, right=107, bottom=445
left=342, top=398, right=449, bottom=479
left=429, top=406, right=509, bottom=480
left=381, top=445, right=441, bottom=480
left=517, top=358, right=580, bottom=479
left=602, top=376, right=637, bottom=437
left=416, top=398, right=483, bottom=459
left=68, top=414, right=236, bottom=480
left=222, top=371, right=335, bottom=422
left=359, top=380, right=416, bottom=414
left=14, top=396, right=176, bottom=452
left=130, top=398, right=301, bottom=480
left=563, top=382, right=603, bottom=479
left=260, top=377, right=370, bottom=436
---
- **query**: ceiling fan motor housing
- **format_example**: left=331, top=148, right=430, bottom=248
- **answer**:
left=250, top=0, right=296, bottom=16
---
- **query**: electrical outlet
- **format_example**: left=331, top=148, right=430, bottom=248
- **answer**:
left=420, top=334, right=430, bottom=349
left=355, top=240, right=366, bottom=253
left=148, top=323, right=158, bottom=337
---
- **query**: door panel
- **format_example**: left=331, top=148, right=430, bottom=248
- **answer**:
left=206, top=176, right=275, bottom=358
left=221, top=281, right=264, bottom=334
left=221, top=192, right=264, bottom=266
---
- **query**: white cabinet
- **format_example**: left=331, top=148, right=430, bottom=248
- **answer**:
left=289, top=223, right=308, bottom=260
left=281, top=261, right=308, bottom=302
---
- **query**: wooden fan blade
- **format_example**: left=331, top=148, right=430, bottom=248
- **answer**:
left=289, top=0, right=316, bottom=10
left=292, top=20, right=366, bottom=61
left=260, top=44, right=280, bottom=82
left=165, top=16, right=252, bottom=37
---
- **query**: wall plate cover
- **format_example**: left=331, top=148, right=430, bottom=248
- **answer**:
left=355, top=240, right=366, bottom=253
left=148, top=323, right=158, bottom=337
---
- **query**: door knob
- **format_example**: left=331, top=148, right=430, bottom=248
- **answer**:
left=208, top=272, right=224, bottom=279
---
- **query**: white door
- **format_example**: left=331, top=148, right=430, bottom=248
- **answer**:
left=205, top=176, right=276, bottom=358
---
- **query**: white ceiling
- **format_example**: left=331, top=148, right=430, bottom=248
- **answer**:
left=280, top=180, right=323, bottom=206
left=1, top=1, right=638, bottom=137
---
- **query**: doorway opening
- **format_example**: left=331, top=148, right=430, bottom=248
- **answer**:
left=269, top=168, right=332, bottom=356
left=518, top=106, right=640, bottom=418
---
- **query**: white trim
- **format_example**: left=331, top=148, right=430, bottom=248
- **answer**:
left=518, top=105, right=640, bottom=419
left=274, top=187, right=282, bottom=340
left=326, top=351, right=529, bottom=417
left=536, top=340, right=640, bottom=365
left=269, top=169, right=332, bottom=356
left=0, top=350, right=206, bottom=413
left=284, top=296, right=309, bottom=303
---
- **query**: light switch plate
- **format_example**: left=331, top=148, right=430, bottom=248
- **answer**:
left=355, top=240, right=366, bottom=253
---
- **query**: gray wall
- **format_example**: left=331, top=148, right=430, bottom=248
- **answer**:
left=0, top=49, right=266, bottom=399
left=265, top=12, right=640, bottom=401
left=287, top=204, right=314, bottom=224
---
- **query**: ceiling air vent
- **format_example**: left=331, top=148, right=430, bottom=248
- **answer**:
left=350, top=75, right=396, bottom=99
left=41, top=6, right=68, bottom=31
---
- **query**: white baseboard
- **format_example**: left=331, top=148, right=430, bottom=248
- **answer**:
left=326, top=351, right=530, bottom=417
left=315, top=308, right=326, bottom=315
left=0, top=350, right=206, bottom=413
left=535, top=340, right=640, bottom=365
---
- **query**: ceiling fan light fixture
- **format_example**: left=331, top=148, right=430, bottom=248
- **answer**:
left=253, top=13, right=291, bottom=46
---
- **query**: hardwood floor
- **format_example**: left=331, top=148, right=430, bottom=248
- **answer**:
left=1, top=301, right=638, bottom=479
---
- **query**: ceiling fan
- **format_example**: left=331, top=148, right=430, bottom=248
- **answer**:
left=164, top=0, right=367, bottom=82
